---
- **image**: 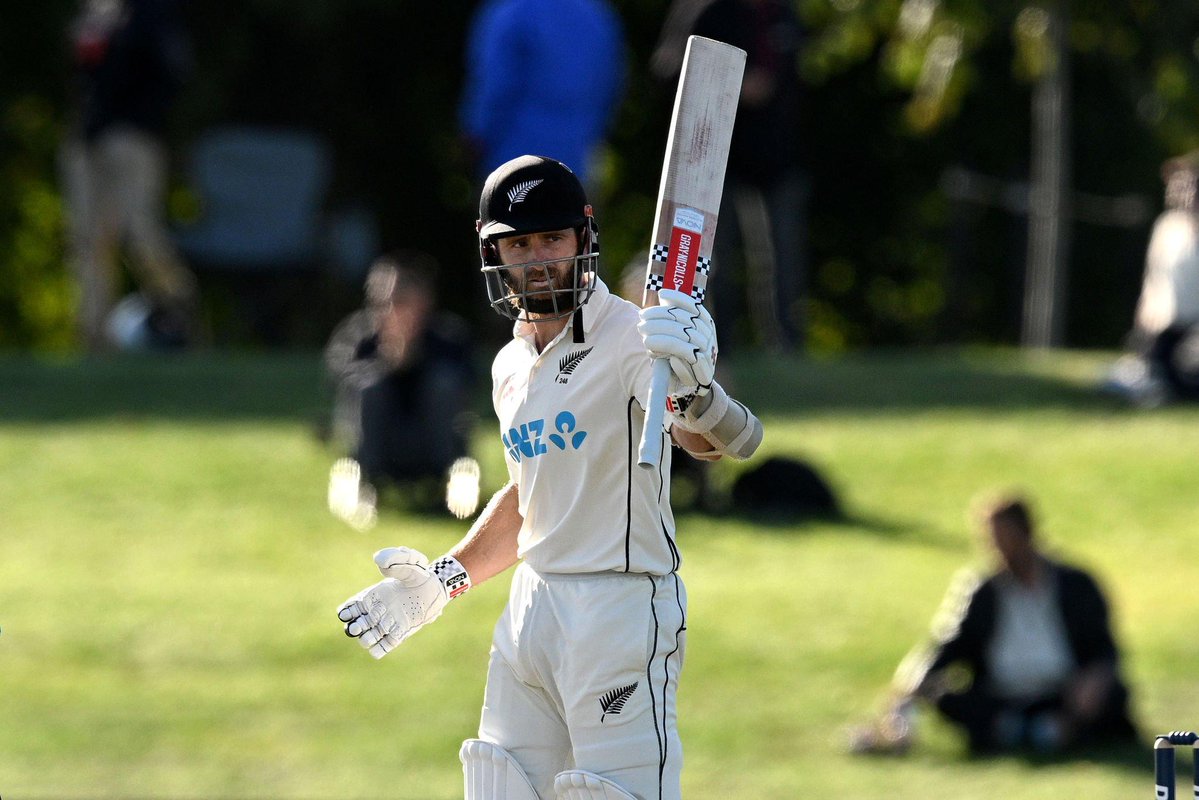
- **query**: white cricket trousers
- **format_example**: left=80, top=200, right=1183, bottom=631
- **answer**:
left=478, top=563, right=687, bottom=800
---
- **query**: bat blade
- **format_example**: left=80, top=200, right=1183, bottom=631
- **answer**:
left=638, top=35, right=746, bottom=469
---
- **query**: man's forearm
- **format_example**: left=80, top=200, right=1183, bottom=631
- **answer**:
left=449, top=481, right=522, bottom=585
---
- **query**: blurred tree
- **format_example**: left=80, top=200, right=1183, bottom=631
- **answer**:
left=0, top=98, right=74, bottom=350
left=0, top=0, right=77, bottom=350
left=3, top=0, right=1199, bottom=351
left=800, top=0, right=1199, bottom=347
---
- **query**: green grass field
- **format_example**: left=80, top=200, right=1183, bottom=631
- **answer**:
left=2, top=349, right=1197, bottom=799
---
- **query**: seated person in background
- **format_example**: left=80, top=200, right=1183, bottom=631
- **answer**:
left=324, top=251, right=478, bottom=523
left=1104, top=152, right=1199, bottom=406
left=849, top=493, right=1137, bottom=756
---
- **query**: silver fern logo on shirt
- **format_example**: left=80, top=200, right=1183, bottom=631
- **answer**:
left=506, top=179, right=544, bottom=210
left=556, top=347, right=593, bottom=384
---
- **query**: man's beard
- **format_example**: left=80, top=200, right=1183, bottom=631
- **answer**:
left=506, top=262, right=578, bottom=315
left=521, top=290, right=577, bottom=314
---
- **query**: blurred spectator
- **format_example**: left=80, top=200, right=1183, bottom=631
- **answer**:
left=458, top=0, right=626, bottom=189
left=652, top=0, right=809, bottom=353
left=324, top=252, right=478, bottom=519
left=61, top=0, right=199, bottom=352
left=1102, top=153, right=1199, bottom=406
left=848, top=493, right=1137, bottom=757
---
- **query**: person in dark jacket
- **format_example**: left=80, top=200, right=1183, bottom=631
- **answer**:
left=62, top=0, right=199, bottom=351
left=324, top=252, right=478, bottom=523
left=850, top=494, right=1137, bottom=756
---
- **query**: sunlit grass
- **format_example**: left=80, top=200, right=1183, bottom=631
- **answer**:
left=1, top=349, right=1195, bottom=798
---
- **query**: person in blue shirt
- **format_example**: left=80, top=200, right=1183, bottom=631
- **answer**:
left=458, top=0, right=627, bottom=189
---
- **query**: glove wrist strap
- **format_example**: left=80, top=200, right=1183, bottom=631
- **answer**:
left=671, top=381, right=763, bottom=461
left=431, top=554, right=472, bottom=600
left=672, top=382, right=727, bottom=434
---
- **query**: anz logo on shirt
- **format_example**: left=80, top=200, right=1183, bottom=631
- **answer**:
left=503, top=410, right=587, bottom=463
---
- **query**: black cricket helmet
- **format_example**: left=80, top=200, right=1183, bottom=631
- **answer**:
left=477, top=155, right=598, bottom=321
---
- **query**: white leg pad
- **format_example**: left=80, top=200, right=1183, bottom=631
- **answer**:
left=460, top=739, right=540, bottom=800
left=554, top=769, right=638, bottom=799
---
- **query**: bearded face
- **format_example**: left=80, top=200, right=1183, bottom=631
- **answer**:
left=502, top=258, right=578, bottom=315
left=494, top=228, right=586, bottom=318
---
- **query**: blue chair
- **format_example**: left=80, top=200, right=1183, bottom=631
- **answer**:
left=173, top=126, right=356, bottom=344
left=175, top=126, right=333, bottom=271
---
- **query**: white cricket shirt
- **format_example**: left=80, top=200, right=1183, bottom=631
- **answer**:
left=1136, top=209, right=1199, bottom=333
left=985, top=570, right=1074, bottom=701
left=491, top=277, right=679, bottom=575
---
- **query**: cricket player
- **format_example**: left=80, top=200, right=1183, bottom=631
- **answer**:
left=337, top=155, right=763, bottom=799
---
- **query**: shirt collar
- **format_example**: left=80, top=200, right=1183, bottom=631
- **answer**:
left=996, top=555, right=1053, bottom=593
left=511, top=276, right=611, bottom=349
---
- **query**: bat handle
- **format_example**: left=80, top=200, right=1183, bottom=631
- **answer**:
left=637, top=357, right=673, bottom=469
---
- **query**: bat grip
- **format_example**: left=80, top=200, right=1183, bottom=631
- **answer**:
left=637, top=358, right=673, bottom=469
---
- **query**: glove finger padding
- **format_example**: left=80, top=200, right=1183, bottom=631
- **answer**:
left=374, top=546, right=431, bottom=586
left=343, top=614, right=371, bottom=637
left=337, top=573, right=449, bottom=659
left=357, top=625, right=386, bottom=648
left=369, top=636, right=398, bottom=659
left=656, top=288, right=702, bottom=317
left=641, top=329, right=701, bottom=365
left=337, top=600, right=363, bottom=624
left=638, top=293, right=717, bottom=397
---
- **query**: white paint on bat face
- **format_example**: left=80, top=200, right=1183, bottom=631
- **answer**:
left=641, top=37, right=745, bottom=308
left=637, top=35, right=746, bottom=468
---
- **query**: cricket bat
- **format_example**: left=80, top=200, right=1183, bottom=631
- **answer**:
left=637, top=35, right=746, bottom=468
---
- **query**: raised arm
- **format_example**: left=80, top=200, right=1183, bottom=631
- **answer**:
left=639, top=290, right=764, bottom=462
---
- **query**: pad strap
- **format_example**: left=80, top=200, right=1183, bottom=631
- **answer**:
left=431, top=554, right=472, bottom=600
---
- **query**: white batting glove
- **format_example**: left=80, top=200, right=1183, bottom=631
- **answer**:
left=336, top=547, right=471, bottom=659
left=638, top=289, right=717, bottom=408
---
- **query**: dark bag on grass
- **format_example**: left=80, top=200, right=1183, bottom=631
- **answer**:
left=731, top=456, right=839, bottom=519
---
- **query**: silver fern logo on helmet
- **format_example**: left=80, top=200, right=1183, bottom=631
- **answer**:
left=506, top=179, right=544, bottom=211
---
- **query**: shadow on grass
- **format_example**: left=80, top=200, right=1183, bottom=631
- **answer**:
left=0, top=351, right=500, bottom=426
left=1, top=346, right=1125, bottom=425
left=957, top=737, right=1151, bottom=777
left=682, top=504, right=964, bottom=551
left=0, top=352, right=329, bottom=423
left=857, top=728, right=1151, bottom=779
left=726, top=347, right=1122, bottom=415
